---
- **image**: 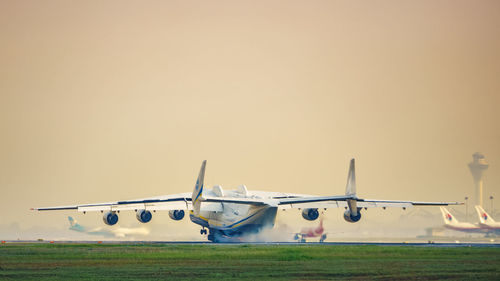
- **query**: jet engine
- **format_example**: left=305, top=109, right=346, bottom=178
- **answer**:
left=343, top=209, right=362, bottom=223
left=301, top=208, right=319, bottom=221
left=103, top=211, right=119, bottom=226
left=136, top=209, right=152, bottom=223
left=168, top=210, right=185, bottom=220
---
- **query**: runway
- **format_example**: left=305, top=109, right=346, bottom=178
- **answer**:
left=3, top=240, right=500, bottom=247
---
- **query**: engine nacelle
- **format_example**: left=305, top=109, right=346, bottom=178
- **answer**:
left=103, top=211, right=119, bottom=226
left=343, top=209, right=362, bottom=223
left=168, top=210, right=185, bottom=221
left=301, top=208, right=319, bottom=221
left=136, top=209, right=152, bottom=223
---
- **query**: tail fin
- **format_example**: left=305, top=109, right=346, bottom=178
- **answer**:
left=345, top=159, right=358, bottom=217
left=440, top=207, right=459, bottom=225
left=68, top=216, right=85, bottom=232
left=68, top=216, right=76, bottom=227
left=475, top=205, right=495, bottom=224
left=191, top=160, right=207, bottom=215
left=345, top=159, right=356, bottom=196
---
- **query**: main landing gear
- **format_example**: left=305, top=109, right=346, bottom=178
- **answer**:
left=319, top=234, right=327, bottom=243
left=200, top=228, right=207, bottom=235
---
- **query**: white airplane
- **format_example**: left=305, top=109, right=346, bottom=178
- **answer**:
left=68, top=216, right=150, bottom=238
left=439, top=207, right=485, bottom=233
left=34, top=159, right=459, bottom=242
left=475, top=205, right=500, bottom=232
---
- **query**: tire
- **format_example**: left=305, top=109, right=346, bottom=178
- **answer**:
left=320, top=234, right=327, bottom=242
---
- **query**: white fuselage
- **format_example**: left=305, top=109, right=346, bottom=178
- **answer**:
left=442, top=222, right=487, bottom=233
left=189, top=187, right=293, bottom=238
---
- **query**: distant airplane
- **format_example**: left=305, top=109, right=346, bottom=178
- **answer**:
left=34, top=159, right=460, bottom=242
left=294, top=217, right=327, bottom=242
left=68, top=216, right=149, bottom=238
left=439, top=207, right=485, bottom=233
left=475, top=206, right=500, bottom=233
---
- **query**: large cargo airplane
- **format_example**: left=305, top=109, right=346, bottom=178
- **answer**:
left=34, top=159, right=460, bottom=242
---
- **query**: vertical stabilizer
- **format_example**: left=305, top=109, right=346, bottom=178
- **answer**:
left=440, top=207, right=459, bottom=225
left=68, top=216, right=76, bottom=227
left=345, top=159, right=358, bottom=216
left=192, top=160, right=207, bottom=215
left=68, top=216, right=85, bottom=232
left=345, top=159, right=356, bottom=196
left=475, top=205, right=496, bottom=224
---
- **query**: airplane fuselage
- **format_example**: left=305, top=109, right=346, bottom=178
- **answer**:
left=478, top=223, right=500, bottom=232
left=190, top=202, right=278, bottom=240
left=442, top=224, right=488, bottom=233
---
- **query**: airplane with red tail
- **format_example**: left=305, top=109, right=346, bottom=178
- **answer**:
left=475, top=205, right=500, bottom=234
left=294, top=217, right=327, bottom=242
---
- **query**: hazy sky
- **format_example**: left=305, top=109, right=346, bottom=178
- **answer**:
left=0, top=1, right=499, bottom=233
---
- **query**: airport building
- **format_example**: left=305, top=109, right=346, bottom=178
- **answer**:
left=468, top=152, right=489, bottom=207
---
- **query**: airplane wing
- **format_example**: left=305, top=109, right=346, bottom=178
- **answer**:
left=198, top=195, right=459, bottom=209
left=276, top=196, right=460, bottom=209
left=275, top=159, right=461, bottom=210
left=33, top=159, right=461, bottom=216
left=33, top=192, right=193, bottom=213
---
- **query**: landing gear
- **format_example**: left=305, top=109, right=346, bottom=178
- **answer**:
left=207, top=231, right=218, bottom=242
left=200, top=228, right=207, bottom=235
left=319, top=234, right=327, bottom=243
left=207, top=234, right=216, bottom=242
left=206, top=229, right=225, bottom=242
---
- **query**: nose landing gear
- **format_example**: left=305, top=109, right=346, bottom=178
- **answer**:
left=200, top=228, right=207, bottom=235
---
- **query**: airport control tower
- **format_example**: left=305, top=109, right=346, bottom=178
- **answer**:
left=468, top=152, right=489, bottom=207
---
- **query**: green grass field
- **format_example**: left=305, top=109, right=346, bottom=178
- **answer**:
left=0, top=243, right=499, bottom=280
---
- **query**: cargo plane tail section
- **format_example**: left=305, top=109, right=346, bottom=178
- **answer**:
left=345, top=159, right=361, bottom=223
left=191, top=160, right=206, bottom=215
